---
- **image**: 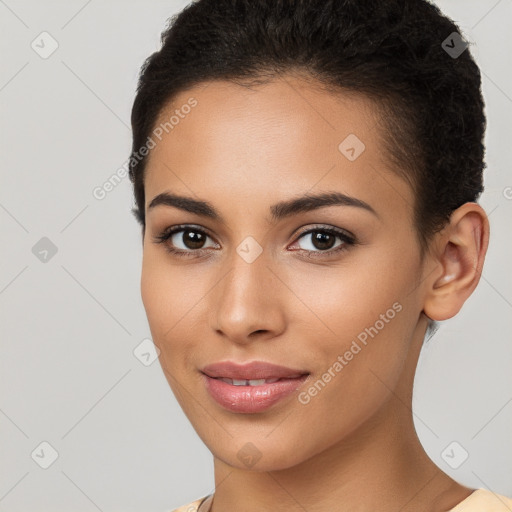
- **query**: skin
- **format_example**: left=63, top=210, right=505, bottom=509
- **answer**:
left=140, top=74, right=489, bottom=512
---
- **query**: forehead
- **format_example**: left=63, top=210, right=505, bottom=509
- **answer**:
left=143, top=76, right=414, bottom=224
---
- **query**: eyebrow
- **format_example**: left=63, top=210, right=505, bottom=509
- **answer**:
left=147, top=191, right=378, bottom=222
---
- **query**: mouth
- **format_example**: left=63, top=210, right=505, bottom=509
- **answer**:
left=214, top=376, right=303, bottom=386
left=201, top=360, right=309, bottom=380
left=200, top=361, right=310, bottom=413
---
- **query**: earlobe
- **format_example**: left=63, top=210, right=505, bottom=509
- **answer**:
left=423, top=203, right=489, bottom=321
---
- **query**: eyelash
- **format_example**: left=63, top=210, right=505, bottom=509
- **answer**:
left=152, top=224, right=356, bottom=260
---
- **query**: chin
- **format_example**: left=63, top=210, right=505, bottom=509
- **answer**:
left=205, top=431, right=316, bottom=472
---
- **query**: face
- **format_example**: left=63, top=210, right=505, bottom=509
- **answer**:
left=140, top=75, right=428, bottom=471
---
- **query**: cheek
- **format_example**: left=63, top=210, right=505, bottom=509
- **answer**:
left=140, top=254, right=165, bottom=329
left=285, top=258, right=410, bottom=346
left=140, top=250, right=205, bottom=372
left=141, top=247, right=187, bottom=327
left=141, top=256, right=193, bottom=406
left=290, top=301, right=415, bottom=458
left=286, top=244, right=421, bottom=389
left=140, top=253, right=181, bottom=362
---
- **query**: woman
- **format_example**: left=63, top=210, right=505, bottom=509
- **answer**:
left=128, top=0, right=512, bottom=510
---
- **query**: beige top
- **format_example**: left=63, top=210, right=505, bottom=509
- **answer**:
left=171, top=488, right=512, bottom=512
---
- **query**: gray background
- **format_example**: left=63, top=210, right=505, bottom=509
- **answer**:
left=1, top=1, right=511, bottom=511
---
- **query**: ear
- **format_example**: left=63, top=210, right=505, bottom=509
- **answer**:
left=423, top=202, right=490, bottom=321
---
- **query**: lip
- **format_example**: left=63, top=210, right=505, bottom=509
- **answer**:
left=201, top=360, right=308, bottom=380
left=201, top=361, right=310, bottom=413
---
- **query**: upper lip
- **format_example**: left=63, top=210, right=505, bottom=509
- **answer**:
left=201, top=361, right=309, bottom=380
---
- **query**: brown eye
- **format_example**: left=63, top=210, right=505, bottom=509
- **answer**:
left=153, top=224, right=219, bottom=257
left=295, top=227, right=353, bottom=253
left=309, top=231, right=337, bottom=251
left=176, top=229, right=208, bottom=250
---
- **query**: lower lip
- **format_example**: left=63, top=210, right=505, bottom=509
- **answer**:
left=203, top=374, right=309, bottom=413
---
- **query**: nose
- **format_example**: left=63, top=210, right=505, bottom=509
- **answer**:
left=210, top=246, right=287, bottom=346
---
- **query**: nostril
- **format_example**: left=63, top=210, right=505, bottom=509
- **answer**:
left=249, top=329, right=270, bottom=337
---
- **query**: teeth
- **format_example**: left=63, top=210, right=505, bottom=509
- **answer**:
left=218, top=377, right=281, bottom=386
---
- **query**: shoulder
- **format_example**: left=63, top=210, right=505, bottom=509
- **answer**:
left=448, top=489, right=512, bottom=511
left=169, top=494, right=212, bottom=512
